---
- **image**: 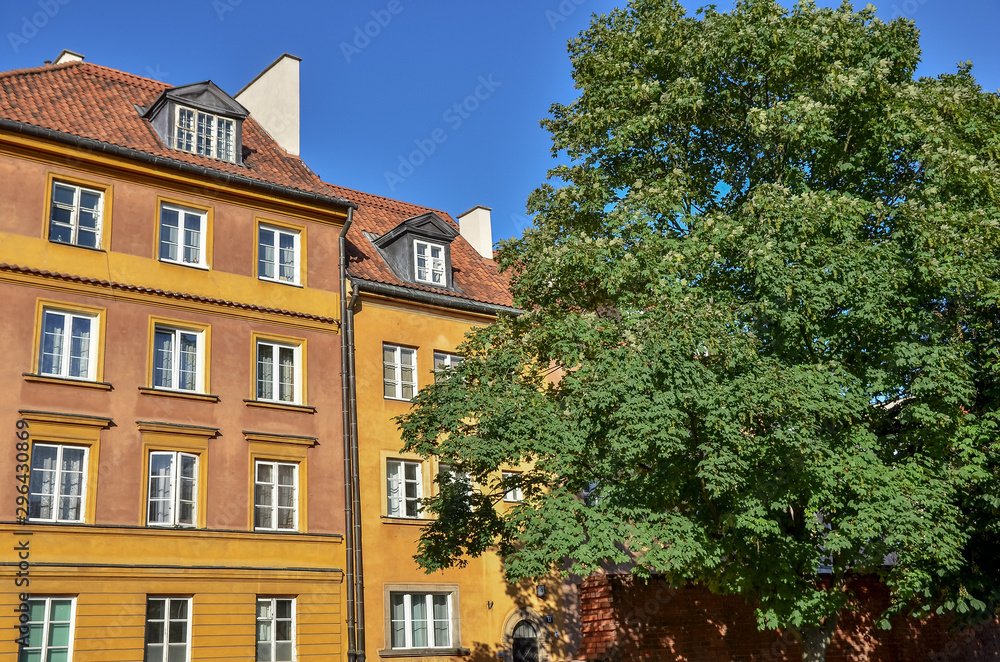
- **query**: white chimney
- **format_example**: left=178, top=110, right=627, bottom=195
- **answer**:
left=458, top=205, right=494, bottom=259
left=53, top=50, right=84, bottom=65
left=235, top=53, right=301, bottom=156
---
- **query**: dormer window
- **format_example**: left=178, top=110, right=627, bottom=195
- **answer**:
left=414, top=240, right=446, bottom=285
left=175, top=106, right=236, bottom=162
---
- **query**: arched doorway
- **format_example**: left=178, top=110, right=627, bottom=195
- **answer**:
left=512, top=620, right=539, bottom=662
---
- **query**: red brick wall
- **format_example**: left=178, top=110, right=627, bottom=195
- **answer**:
left=578, top=574, right=999, bottom=661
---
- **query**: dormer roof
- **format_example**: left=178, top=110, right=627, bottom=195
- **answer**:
left=141, top=80, right=250, bottom=121
left=372, top=212, right=459, bottom=250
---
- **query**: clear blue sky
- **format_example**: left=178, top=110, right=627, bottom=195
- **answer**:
left=2, top=0, right=997, bottom=244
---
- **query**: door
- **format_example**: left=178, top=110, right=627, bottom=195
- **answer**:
left=512, top=620, right=539, bottom=662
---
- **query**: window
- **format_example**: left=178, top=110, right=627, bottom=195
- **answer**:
left=153, top=325, right=204, bottom=392
left=387, top=459, right=422, bottom=518
left=147, top=451, right=197, bottom=527
left=159, top=202, right=207, bottom=267
left=175, top=105, right=236, bottom=162
left=28, top=444, right=87, bottom=523
left=145, top=598, right=190, bottom=662
left=438, top=462, right=472, bottom=496
left=257, top=598, right=295, bottom=662
left=502, top=471, right=523, bottom=503
left=389, top=592, right=452, bottom=649
left=433, top=352, right=464, bottom=383
left=414, top=240, right=446, bottom=285
left=254, top=461, right=298, bottom=531
left=256, top=339, right=302, bottom=404
left=38, top=308, right=98, bottom=381
left=18, top=597, right=74, bottom=662
left=384, top=345, right=417, bottom=400
left=258, top=224, right=301, bottom=285
left=49, top=181, right=102, bottom=248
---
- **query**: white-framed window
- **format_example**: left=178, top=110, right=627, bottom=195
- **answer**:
left=389, top=592, right=452, bottom=649
left=147, top=451, right=198, bottom=527
left=145, top=597, right=190, bottom=662
left=414, top=240, right=446, bottom=285
left=256, top=597, right=295, bottom=662
left=175, top=105, right=236, bottom=162
left=159, top=202, right=207, bottom=267
left=258, top=224, right=300, bottom=285
left=384, top=344, right=417, bottom=400
left=387, top=459, right=422, bottom=518
left=438, top=462, right=472, bottom=496
left=49, top=181, right=103, bottom=248
left=18, top=597, right=75, bottom=662
left=433, top=352, right=464, bottom=383
left=39, top=308, right=98, bottom=381
left=502, top=471, right=523, bottom=503
left=256, top=340, right=301, bottom=404
left=153, top=325, right=204, bottom=392
left=254, top=461, right=298, bottom=531
left=28, top=443, right=87, bottom=523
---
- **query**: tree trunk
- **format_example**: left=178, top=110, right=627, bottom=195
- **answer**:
left=798, top=614, right=840, bottom=662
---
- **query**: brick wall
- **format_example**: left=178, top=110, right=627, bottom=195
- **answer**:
left=577, top=574, right=999, bottom=661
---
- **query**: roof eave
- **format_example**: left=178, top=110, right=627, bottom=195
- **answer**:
left=349, top=277, right=520, bottom=317
left=0, top=117, right=358, bottom=210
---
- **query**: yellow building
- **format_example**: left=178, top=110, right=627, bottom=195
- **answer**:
left=0, top=54, right=351, bottom=660
left=329, top=186, right=571, bottom=662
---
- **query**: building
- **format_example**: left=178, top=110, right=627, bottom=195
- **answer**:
left=332, top=186, right=571, bottom=662
left=0, top=53, right=351, bottom=660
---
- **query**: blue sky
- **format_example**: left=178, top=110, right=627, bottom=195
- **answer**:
left=2, top=0, right=997, bottom=245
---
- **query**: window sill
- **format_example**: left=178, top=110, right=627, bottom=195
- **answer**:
left=23, top=373, right=113, bottom=391
left=384, top=396, right=415, bottom=403
left=244, top=399, right=316, bottom=414
left=139, top=387, right=220, bottom=403
left=381, top=516, right=433, bottom=526
left=159, top=259, right=210, bottom=271
left=379, top=648, right=470, bottom=658
left=48, top=240, right=106, bottom=253
left=258, top=277, right=304, bottom=288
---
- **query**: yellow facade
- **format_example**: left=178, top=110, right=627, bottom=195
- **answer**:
left=350, top=291, right=570, bottom=662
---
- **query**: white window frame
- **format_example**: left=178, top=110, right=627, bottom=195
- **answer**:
left=433, top=351, right=464, bottom=383
left=159, top=202, right=208, bottom=268
left=256, top=340, right=302, bottom=404
left=384, top=344, right=417, bottom=401
left=144, top=597, right=191, bottom=662
left=49, top=181, right=103, bottom=248
left=387, top=459, right=422, bottom=518
left=28, top=443, right=88, bottom=523
left=414, top=240, right=446, bottom=285
left=152, top=325, right=205, bottom=393
left=19, top=597, right=76, bottom=661
left=147, top=451, right=198, bottom=528
left=502, top=471, right=524, bottom=503
left=38, top=308, right=98, bottom=381
left=174, top=104, right=236, bottom=162
left=254, top=460, right=299, bottom=532
left=256, top=597, right=296, bottom=662
left=389, top=592, right=453, bottom=650
left=258, top=224, right=301, bottom=285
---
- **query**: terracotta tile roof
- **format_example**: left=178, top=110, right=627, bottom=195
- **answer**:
left=0, top=61, right=341, bottom=202
left=326, top=183, right=514, bottom=309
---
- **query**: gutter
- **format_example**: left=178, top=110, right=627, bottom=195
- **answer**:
left=350, top=277, right=521, bottom=317
left=0, top=118, right=358, bottom=211
left=347, top=279, right=366, bottom=662
left=339, top=208, right=359, bottom=662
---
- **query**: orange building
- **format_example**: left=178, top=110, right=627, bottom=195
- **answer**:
left=331, top=187, right=570, bottom=662
left=0, top=53, right=350, bottom=660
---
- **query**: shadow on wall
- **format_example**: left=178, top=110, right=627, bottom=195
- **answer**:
left=577, top=574, right=1000, bottom=662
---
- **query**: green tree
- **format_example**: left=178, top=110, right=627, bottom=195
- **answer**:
left=398, top=1, right=1000, bottom=660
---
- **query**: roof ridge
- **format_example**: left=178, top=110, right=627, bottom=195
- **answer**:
left=326, top=182, right=459, bottom=228
left=0, top=59, right=82, bottom=79
left=76, top=61, right=169, bottom=90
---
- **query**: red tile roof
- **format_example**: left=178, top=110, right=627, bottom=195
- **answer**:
left=0, top=61, right=341, bottom=202
left=326, top=183, right=514, bottom=309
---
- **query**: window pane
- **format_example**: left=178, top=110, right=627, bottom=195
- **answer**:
left=411, top=595, right=428, bottom=648
left=40, top=312, right=65, bottom=376
left=159, top=208, right=179, bottom=261
left=183, top=213, right=202, bottom=264
left=167, top=644, right=187, bottom=662
left=48, top=623, right=70, bottom=647
left=153, top=330, right=174, bottom=388
left=257, top=343, right=274, bottom=400
left=178, top=332, right=198, bottom=391
left=278, top=346, right=295, bottom=402
left=68, top=315, right=91, bottom=378
left=259, top=228, right=275, bottom=279
left=275, top=642, right=293, bottom=661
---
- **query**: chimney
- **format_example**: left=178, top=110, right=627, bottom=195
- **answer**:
left=457, top=205, right=494, bottom=259
left=53, top=49, right=84, bottom=65
left=235, top=53, right=301, bottom=156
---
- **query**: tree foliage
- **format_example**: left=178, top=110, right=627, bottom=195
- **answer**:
left=398, top=0, right=1000, bottom=656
